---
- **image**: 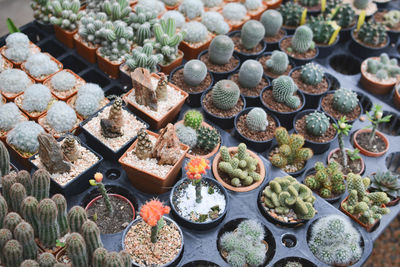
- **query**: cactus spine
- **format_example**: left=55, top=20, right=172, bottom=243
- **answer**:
left=81, top=220, right=103, bottom=264
left=66, top=233, right=89, bottom=267
left=14, top=221, right=38, bottom=260
left=3, top=239, right=23, bottom=267
left=9, top=183, right=26, bottom=215
left=67, top=206, right=88, bottom=233
left=31, top=169, right=50, bottom=201
left=21, top=196, right=39, bottom=237
left=37, top=198, right=60, bottom=249
left=51, top=194, right=69, bottom=236
left=272, top=76, right=301, bottom=109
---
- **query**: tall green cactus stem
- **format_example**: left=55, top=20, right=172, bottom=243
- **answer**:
left=0, top=195, right=8, bottom=228
left=38, top=198, right=60, bottom=249
left=81, top=220, right=103, bottom=264
left=209, top=35, right=234, bottom=65
left=260, top=10, right=283, bottom=37
left=3, top=212, right=22, bottom=233
left=51, top=194, right=69, bottom=236
left=272, top=76, right=301, bottom=109
left=184, top=110, right=203, bottom=129
left=241, top=20, right=265, bottom=50
left=278, top=2, right=305, bottom=27
left=291, top=25, right=315, bottom=53
left=68, top=206, right=88, bottom=233
left=300, top=63, right=323, bottom=85
left=2, top=173, right=16, bottom=208
left=332, top=117, right=352, bottom=169
left=37, top=252, right=57, bottom=267
left=9, top=183, right=27, bottom=214
left=0, top=228, right=12, bottom=263
left=3, top=239, right=23, bottom=267
left=305, top=111, right=330, bottom=136
left=238, top=60, right=263, bottom=88
left=104, top=251, right=124, bottom=267
left=183, top=60, right=208, bottom=86
left=0, top=140, right=10, bottom=178
left=246, top=108, right=269, bottom=132
left=21, top=196, right=39, bottom=237
left=92, top=247, right=108, bottom=267
left=20, top=260, right=39, bottom=267
left=66, top=233, right=89, bottom=267
left=266, top=50, right=289, bottom=75
left=102, top=0, right=132, bottom=22
left=14, top=222, right=38, bottom=260
left=119, top=250, right=131, bottom=267
left=16, top=170, right=32, bottom=196
left=332, top=88, right=359, bottom=114
left=211, top=80, right=240, bottom=110
left=354, top=0, right=370, bottom=9
left=366, top=104, right=392, bottom=146
left=90, top=173, right=113, bottom=216
left=31, top=169, right=50, bottom=201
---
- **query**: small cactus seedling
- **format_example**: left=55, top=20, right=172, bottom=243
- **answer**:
left=139, top=199, right=170, bottom=243
left=290, top=25, right=315, bottom=54
left=305, top=111, right=330, bottom=136
left=135, top=128, right=153, bottom=160
left=211, top=80, right=240, bottom=110
left=185, top=157, right=210, bottom=203
left=332, top=116, right=352, bottom=169
left=365, top=104, right=391, bottom=146
left=300, top=63, right=324, bottom=85
left=246, top=107, right=269, bottom=132
left=272, top=76, right=301, bottom=109
left=260, top=9, right=283, bottom=37
left=89, top=173, right=114, bottom=216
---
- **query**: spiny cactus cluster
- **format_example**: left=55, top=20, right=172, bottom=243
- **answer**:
left=266, top=50, right=289, bottom=75
left=260, top=9, right=283, bottom=37
left=222, top=3, right=247, bottom=23
left=102, top=0, right=132, bottom=22
left=262, top=175, right=316, bottom=220
left=366, top=53, right=400, bottom=80
left=98, top=20, right=133, bottom=62
left=211, top=79, right=240, bottom=110
left=201, top=11, right=230, bottom=35
left=356, top=21, right=387, bottom=46
left=300, top=63, right=324, bottom=85
left=179, top=0, right=204, bottom=20
left=305, top=111, right=330, bottom=136
left=308, top=215, right=363, bottom=266
left=46, top=101, right=77, bottom=133
left=183, top=60, right=208, bottom=86
left=307, top=15, right=335, bottom=44
left=238, top=60, right=263, bottom=89
left=331, top=3, right=356, bottom=28
left=77, top=12, right=108, bottom=45
left=0, top=103, right=24, bottom=132
left=241, top=20, right=265, bottom=50
left=4, top=33, right=31, bottom=63
left=22, top=84, right=52, bottom=113
left=270, top=127, right=313, bottom=170
left=0, top=69, right=31, bottom=94
left=305, top=161, right=346, bottom=198
left=49, top=0, right=83, bottom=31
left=128, top=5, right=158, bottom=35
left=24, top=53, right=60, bottom=79
left=125, top=43, right=163, bottom=73
left=332, top=88, right=359, bottom=114
left=369, top=171, right=400, bottom=200
left=382, top=10, right=400, bottom=28
left=341, top=173, right=390, bottom=225
left=182, top=21, right=209, bottom=44
left=279, top=2, right=305, bottom=27
left=219, top=220, right=266, bottom=267
left=290, top=25, right=315, bottom=53
left=31, top=0, right=52, bottom=24
left=218, top=143, right=261, bottom=187
left=272, top=76, right=301, bottom=109
left=7, top=121, right=45, bottom=154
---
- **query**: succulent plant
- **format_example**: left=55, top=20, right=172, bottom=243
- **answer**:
left=25, top=53, right=60, bottom=78
left=179, top=0, right=204, bottom=20
left=0, top=228, right=12, bottom=263
left=38, top=198, right=60, bottom=249
left=14, top=221, right=38, bottom=260
left=102, top=0, right=132, bottom=22
left=307, top=15, right=335, bottom=44
left=0, top=195, right=9, bottom=229
left=84, top=0, right=103, bottom=14
left=0, top=140, right=10, bottom=178
left=66, top=233, right=89, bottom=267
left=2, top=239, right=23, bottom=267
left=331, top=3, right=356, bottom=28
left=139, top=199, right=170, bottom=243
left=300, top=63, right=324, bottom=85
left=15, top=170, right=32, bottom=196
left=305, top=111, right=330, bottom=136
left=241, top=20, right=265, bottom=50
left=332, top=88, right=359, bottom=114
left=20, top=260, right=40, bottom=267
left=5, top=32, right=29, bottom=49
left=284, top=261, right=302, bottom=267
left=98, top=20, right=133, bottom=62
left=135, top=0, right=166, bottom=16
left=2, top=173, right=16, bottom=210
left=260, top=9, right=283, bottom=37
left=383, top=10, right=400, bottom=28
left=366, top=53, right=400, bottom=79
left=49, top=0, right=83, bottom=30
left=9, top=183, right=26, bottom=214
left=299, top=0, right=319, bottom=7
left=209, top=35, right=234, bottom=65
left=125, top=43, right=163, bottom=73
left=238, top=60, right=263, bottom=88
left=245, top=0, right=262, bottom=11
left=0, top=103, right=24, bottom=132
left=183, top=60, right=208, bottom=86
left=246, top=107, right=268, bottom=132
left=67, top=205, right=88, bottom=233
left=78, top=12, right=108, bottom=45
left=175, top=123, right=198, bottom=148
left=78, top=83, right=104, bottom=102
left=3, top=212, right=23, bottom=233
left=182, top=21, right=209, bottom=43
left=51, top=194, right=69, bottom=236
left=92, top=247, right=108, bottom=267
left=262, top=175, right=316, bottom=219
left=369, top=171, right=400, bottom=199
left=0, top=69, right=31, bottom=94
left=75, top=83, right=104, bottom=118
left=354, top=0, right=370, bottom=9
left=119, top=250, right=131, bottom=267
left=184, top=110, right=203, bottom=129
left=365, top=104, right=391, bottom=146
left=162, top=0, right=180, bottom=6
left=196, top=126, right=220, bottom=152
left=162, top=11, right=185, bottom=28
left=279, top=2, right=305, bottom=27
left=21, top=196, right=40, bottom=236
left=201, top=11, right=230, bottom=35
left=7, top=121, right=45, bottom=154
left=50, top=70, right=77, bottom=91
left=202, top=0, right=222, bottom=7
left=356, top=21, right=387, bottom=46
left=46, top=101, right=77, bottom=133
left=272, top=76, right=301, bottom=109
left=81, top=220, right=103, bottom=264
left=32, top=168, right=51, bottom=201
left=22, top=84, right=52, bottom=113
left=211, top=80, right=240, bottom=110
left=266, top=50, right=289, bottom=75
left=135, top=128, right=153, bottom=160
left=4, top=33, right=31, bottom=63
left=31, top=0, right=52, bottom=24
left=222, top=3, right=247, bottom=23
left=291, top=25, right=315, bottom=53
left=37, top=252, right=57, bottom=267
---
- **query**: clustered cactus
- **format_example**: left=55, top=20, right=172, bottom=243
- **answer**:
left=125, top=43, right=163, bottom=73
left=46, top=101, right=77, bottom=133
left=24, top=53, right=60, bottom=79
left=182, top=21, right=209, bottom=44
left=266, top=50, right=289, bottom=75
left=77, top=12, right=108, bottom=45
left=369, top=171, right=400, bottom=200
left=262, top=175, right=316, bottom=220
left=278, top=2, right=305, bottom=27
left=222, top=3, right=247, bottom=23
left=201, top=11, right=230, bottom=35
left=382, top=10, right=400, bottom=29
left=49, top=0, right=83, bottom=31
left=75, top=83, right=104, bottom=118
left=356, top=21, right=387, bottom=46
left=272, top=76, right=301, bottom=109
left=4, top=33, right=32, bottom=63
left=183, top=60, right=208, bottom=86
left=332, top=88, right=359, bottom=114
left=331, top=3, right=356, bottom=28
left=299, top=0, right=320, bottom=7
left=300, top=63, right=324, bottom=85
left=102, top=0, right=133, bottom=22
left=305, top=111, right=330, bottom=136
left=98, top=20, right=133, bottom=62
left=7, top=121, right=45, bottom=154
left=366, top=53, right=400, bottom=80
left=211, top=80, right=240, bottom=110
left=307, top=15, right=335, bottom=44
left=260, top=9, right=283, bottom=37
left=0, top=69, right=32, bottom=95
left=179, top=0, right=204, bottom=20
left=22, top=84, right=52, bottom=113
left=238, top=60, right=263, bottom=89
left=218, top=143, right=261, bottom=187
left=50, top=70, right=77, bottom=92
left=31, top=0, right=52, bottom=24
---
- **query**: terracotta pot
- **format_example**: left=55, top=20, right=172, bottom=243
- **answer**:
left=53, top=25, right=77, bottom=48
left=174, top=120, right=221, bottom=159
left=36, top=239, right=63, bottom=256
left=0, top=42, right=41, bottom=68
left=264, top=0, right=283, bottom=9
left=340, top=195, right=384, bottom=232
left=0, top=56, right=13, bottom=71
left=118, top=130, right=189, bottom=194
left=73, top=33, right=98, bottom=64
left=227, top=15, right=251, bottom=32
left=247, top=3, right=268, bottom=20
left=5, top=138, right=35, bottom=171
left=55, top=248, right=71, bottom=266
left=21, top=53, right=63, bottom=83
left=353, top=129, right=389, bottom=157
left=0, top=75, right=35, bottom=102
left=394, top=81, right=400, bottom=109
left=360, top=57, right=399, bottom=95
left=165, top=3, right=180, bottom=10
left=14, top=94, right=56, bottom=122
left=327, top=148, right=365, bottom=176
left=212, top=146, right=266, bottom=192
left=43, top=69, right=86, bottom=101
left=179, top=32, right=214, bottom=60
left=37, top=112, right=82, bottom=139
left=96, top=49, right=122, bottom=79
left=123, top=73, right=188, bottom=129
left=158, top=50, right=184, bottom=74
left=0, top=113, right=29, bottom=144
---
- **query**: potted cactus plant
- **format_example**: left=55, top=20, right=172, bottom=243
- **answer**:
left=258, top=175, right=317, bottom=226
left=298, top=0, right=321, bottom=15
left=330, top=3, right=357, bottom=41
left=0, top=55, right=12, bottom=72
left=163, top=0, right=182, bottom=10
left=122, top=199, right=184, bottom=267
left=348, top=0, right=377, bottom=16
left=43, top=69, right=85, bottom=101
left=257, top=50, right=295, bottom=81
left=0, top=69, right=35, bottom=101
left=21, top=53, right=63, bottom=83
left=201, top=10, right=231, bottom=35
left=260, top=10, right=286, bottom=51
left=360, top=53, right=400, bottom=95
left=278, top=2, right=306, bottom=34
left=221, top=2, right=250, bottom=31
left=212, top=143, right=266, bottom=192
left=202, top=0, right=223, bottom=12
left=244, top=0, right=267, bottom=20
left=179, top=21, right=214, bottom=60
left=394, top=81, right=400, bottom=109
left=31, top=0, right=53, bottom=31
left=179, top=0, right=204, bottom=21
left=369, top=171, right=400, bottom=206
left=374, top=9, right=400, bottom=44
left=0, top=103, right=28, bottom=143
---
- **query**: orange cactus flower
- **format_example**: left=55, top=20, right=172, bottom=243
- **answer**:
left=140, top=199, right=170, bottom=227
left=94, top=172, right=103, bottom=183
left=185, top=157, right=210, bottom=180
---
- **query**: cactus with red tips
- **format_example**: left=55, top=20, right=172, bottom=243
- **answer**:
left=66, top=233, right=89, bottom=267
left=21, top=196, right=39, bottom=237
left=37, top=252, right=56, bottom=267
left=0, top=228, right=13, bottom=263
left=14, top=221, right=38, bottom=260
left=37, top=198, right=60, bottom=249
left=2, top=172, right=16, bottom=208
left=9, top=182, right=26, bottom=214
left=104, top=251, right=124, bottom=267
left=67, top=205, right=87, bottom=233
left=51, top=194, right=69, bottom=236
left=16, top=170, right=32, bottom=195
left=92, top=247, right=108, bottom=267
left=31, top=169, right=50, bottom=201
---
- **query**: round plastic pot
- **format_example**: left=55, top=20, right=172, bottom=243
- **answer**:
left=268, top=145, right=308, bottom=177
left=318, top=91, right=363, bottom=124
left=289, top=66, right=331, bottom=110
left=352, top=128, right=389, bottom=157
left=233, top=107, right=280, bottom=152
left=201, top=88, right=246, bottom=129
left=53, top=25, right=77, bottom=49
left=273, top=257, right=317, bottom=267
left=387, top=29, right=400, bottom=45
left=260, top=86, right=306, bottom=130
left=316, top=34, right=340, bottom=59
left=257, top=51, right=296, bottom=81
left=360, top=57, right=397, bottom=95
left=158, top=50, right=184, bottom=75
left=228, top=31, right=267, bottom=62
left=169, top=65, right=214, bottom=108
left=350, top=30, right=390, bottom=59
left=325, top=72, right=341, bottom=91
left=170, top=177, right=229, bottom=230
left=339, top=24, right=356, bottom=43
left=393, top=82, right=400, bottom=109
left=303, top=168, right=345, bottom=203
left=279, top=36, right=320, bottom=66
left=212, top=146, right=266, bottom=192
left=96, top=49, right=121, bottom=79
left=293, top=109, right=338, bottom=155
left=198, top=50, right=241, bottom=82
left=73, top=33, right=98, bottom=64
left=326, top=148, right=365, bottom=176
left=264, top=28, right=287, bottom=52
left=122, top=216, right=184, bottom=267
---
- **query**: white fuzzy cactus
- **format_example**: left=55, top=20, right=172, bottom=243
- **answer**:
left=46, top=101, right=77, bottom=133
left=24, top=53, right=60, bottom=78
left=4, top=32, right=31, bottom=63
left=5, top=32, right=30, bottom=48
left=7, top=121, right=45, bottom=154
left=201, top=11, right=230, bottom=35
left=51, top=70, right=77, bottom=91
left=77, top=83, right=104, bottom=102
left=162, top=11, right=185, bottom=28
left=222, top=3, right=247, bottom=22
left=0, top=69, right=31, bottom=94
left=0, top=103, right=24, bottom=131
left=22, top=84, right=52, bottom=113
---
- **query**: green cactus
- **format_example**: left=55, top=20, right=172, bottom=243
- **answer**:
left=366, top=53, right=400, bottom=80
left=183, top=60, right=208, bottom=86
left=246, top=108, right=269, bottom=132
left=305, top=111, right=330, bottom=136
left=37, top=252, right=57, bottom=267
left=119, top=250, right=131, bottom=267
left=49, top=0, right=83, bottom=31
left=104, top=251, right=124, bottom=267
left=102, top=0, right=132, bottom=22
left=300, top=63, right=324, bottom=85
left=238, top=60, right=263, bottom=88
left=354, top=0, right=370, bottom=9
left=209, top=35, right=234, bottom=65
left=66, top=233, right=89, bottom=267
left=211, top=80, right=240, bottom=110
left=51, top=194, right=69, bottom=236
left=3, top=239, right=23, bottom=267
left=262, top=176, right=316, bottom=220
left=98, top=21, right=133, bottom=62
left=272, top=76, right=301, bottom=109
left=184, top=110, right=203, bottom=129
left=3, top=212, right=22, bottom=233
left=9, top=183, right=26, bottom=214
left=196, top=126, right=220, bottom=152
left=383, top=10, right=400, bottom=28
left=31, top=169, right=50, bottom=201
left=92, top=247, right=108, bottom=267
left=81, top=220, right=103, bottom=264
left=21, top=197, right=39, bottom=237
left=0, top=228, right=12, bottom=263
left=0, top=195, right=8, bottom=229
left=125, top=43, right=163, bottom=73
left=369, top=171, right=400, bottom=199
left=266, top=50, right=289, bottom=75
left=31, top=0, right=52, bottom=24
left=2, top=173, right=16, bottom=208
left=365, top=104, right=392, bottom=146
left=260, top=10, right=283, bottom=37
left=14, top=221, right=38, bottom=260
left=299, top=0, right=319, bottom=6
left=0, top=140, right=10, bottom=178
left=241, top=20, right=265, bottom=50
left=278, top=2, right=305, bottom=27
left=20, top=260, right=40, bottom=267
left=37, top=198, right=60, bottom=249
left=356, top=21, right=387, bottom=46
left=291, top=25, right=315, bottom=53
left=331, top=3, right=356, bottom=28
left=332, top=88, right=359, bottom=114
left=67, top=206, right=88, bottom=233
left=284, top=262, right=302, bottom=267
left=307, top=15, right=335, bottom=45
left=16, top=170, right=32, bottom=196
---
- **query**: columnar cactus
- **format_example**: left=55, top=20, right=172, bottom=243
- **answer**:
left=183, top=60, right=208, bottom=86
left=184, top=110, right=203, bottom=129
left=279, top=2, right=305, bottom=27
left=16, top=170, right=32, bottom=196
left=209, top=35, right=234, bottom=65
left=332, top=88, right=359, bottom=114
left=51, top=194, right=69, bottom=236
left=92, top=247, right=108, bottom=267
left=125, top=43, right=163, bottom=73
left=211, top=80, right=240, bottom=110
left=246, top=107, right=269, bottom=132
left=354, top=0, right=370, bottom=9
left=38, top=198, right=60, bottom=249
left=135, top=128, right=153, bottom=160
left=272, top=76, right=301, bottom=109
left=201, top=11, right=230, bottom=35
left=119, top=250, right=131, bottom=267
left=22, top=84, right=52, bottom=113
left=31, top=169, right=50, bottom=201
left=332, top=3, right=356, bottom=28
left=196, top=126, right=220, bottom=152
left=21, top=196, right=40, bottom=237
left=3, top=212, right=23, bottom=233
left=300, top=63, right=324, bottom=85
left=291, top=25, right=315, bottom=53
left=3, top=239, right=23, bottom=267
left=0, top=141, right=10, bottom=179
left=0, top=103, right=25, bottom=133
left=266, top=50, right=289, bottom=75
left=305, top=111, right=330, bottom=136
left=81, top=220, right=103, bottom=264
left=104, top=251, right=124, bottom=267
left=14, top=221, right=38, bottom=260
left=241, top=20, right=265, bottom=50
left=2, top=173, right=16, bottom=208
left=222, top=3, right=247, bottom=23
left=31, top=0, right=52, bottom=24
left=0, top=228, right=12, bottom=263
left=46, top=101, right=77, bottom=133
left=182, top=21, right=209, bottom=44
left=9, top=183, right=27, bottom=214
left=366, top=53, right=400, bottom=80
left=67, top=205, right=88, bottom=233
left=260, top=10, right=283, bottom=37
left=179, top=0, right=204, bottom=19
left=0, top=195, right=8, bottom=229
left=6, top=121, right=45, bottom=154
left=102, top=0, right=132, bottom=22
left=357, top=21, right=387, bottom=46
left=66, top=233, right=89, bottom=267
left=238, top=60, right=263, bottom=89
left=78, top=12, right=107, bottom=45
left=49, top=0, right=83, bottom=31
left=37, top=252, right=57, bottom=267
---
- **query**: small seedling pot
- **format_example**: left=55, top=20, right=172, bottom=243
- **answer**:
left=53, top=25, right=77, bottom=49
left=360, top=57, right=398, bottom=95
left=198, top=50, right=241, bottom=82
left=96, top=49, right=122, bottom=79
left=352, top=128, right=389, bottom=157
left=350, top=30, right=390, bottom=59
left=279, top=36, right=320, bottom=66
left=228, top=30, right=267, bottom=62
left=265, top=0, right=283, bottom=9
left=73, top=33, right=98, bottom=64
left=326, top=148, right=365, bottom=176
left=158, top=50, right=184, bottom=75
left=316, top=34, right=340, bottom=59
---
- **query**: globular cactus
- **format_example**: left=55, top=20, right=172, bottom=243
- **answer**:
left=238, top=60, right=263, bottom=88
left=14, top=221, right=38, bottom=260
left=245, top=0, right=262, bottom=11
left=3, top=33, right=30, bottom=63
left=77, top=83, right=104, bottom=103
left=37, top=198, right=60, bottom=249
left=49, top=0, right=83, bottom=31
left=0, top=140, right=10, bottom=178
left=201, top=11, right=230, bottom=35
left=22, top=84, right=52, bottom=113
left=260, top=10, right=283, bottom=37
left=272, top=76, right=301, bottom=109
left=6, top=121, right=45, bottom=154
left=184, top=110, right=203, bottom=129
left=278, top=2, right=305, bottom=27
left=20, top=260, right=40, bottom=267
left=196, top=126, right=220, bottom=152
left=0, top=103, right=25, bottom=132
left=24, top=53, right=60, bottom=79
left=67, top=205, right=88, bottom=233
left=366, top=53, right=400, bottom=79
left=51, top=194, right=69, bottom=236
left=31, top=169, right=50, bottom=201
left=246, top=107, right=269, bottom=132
left=50, top=70, right=77, bottom=92
left=3, top=239, right=23, bottom=267
left=332, top=88, right=359, bottom=114
left=2, top=173, right=16, bottom=208
left=0, top=69, right=31, bottom=94
left=104, top=251, right=124, bottom=267
left=299, top=0, right=319, bottom=7
left=357, top=21, right=387, bottom=46
left=175, top=124, right=198, bottom=148
left=182, top=21, right=209, bottom=44
left=179, top=0, right=204, bottom=20
left=209, top=35, right=234, bottom=65
left=3, top=212, right=22, bottom=233
left=66, top=233, right=89, bottom=267
left=125, top=43, right=163, bottom=73
left=222, top=3, right=247, bottom=23
left=9, top=183, right=26, bottom=214
left=183, top=60, right=208, bottom=86
left=305, top=111, right=330, bottom=136
left=202, top=0, right=222, bottom=8
left=92, top=247, right=108, bottom=267
left=0, top=195, right=8, bottom=228
left=46, top=101, right=77, bottom=133
left=332, top=3, right=356, bottom=28
left=0, top=228, right=13, bottom=263
left=81, top=220, right=103, bottom=264
left=21, top=196, right=39, bottom=237
left=291, top=25, right=315, bottom=53
left=162, top=11, right=185, bottom=29
left=75, top=94, right=101, bottom=118
left=307, top=15, right=335, bottom=45
left=241, top=20, right=265, bottom=50
left=37, top=252, right=56, bottom=267
left=266, top=51, right=289, bottom=75
left=211, top=80, right=240, bottom=110
left=300, top=63, right=324, bottom=85
left=16, top=170, right=32, bottom=196
left=354, top=0, right=370, bottom=9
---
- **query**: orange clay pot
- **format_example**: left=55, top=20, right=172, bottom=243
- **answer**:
left=158, top=50, right=184, bottom=75
left=0, top=75, right=35, bottom=102
left=353, top=129, right=389, bottom=157
left=393, top=81, right=400, bottom=109
left=0, top=42, right=41, bottom=68
left=21, top=53, right=63, bottom=83
left=73, top=33, right=98, bottom=64
left=54, top=25, right=77, bottom=48
left=96, top=49, right=122, bottom=79
left=179, top=32, right=214, bottom=60
left=43, top=69, right=86, bottom=101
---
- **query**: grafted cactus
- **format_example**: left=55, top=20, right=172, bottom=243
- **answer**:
left=49, top=0, right=83, bottom=31
left=272, top=76, right=300, bottom=109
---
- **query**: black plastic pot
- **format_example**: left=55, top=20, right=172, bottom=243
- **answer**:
left=279, top=36, right=320, bottom=66
left=375, top=0, right=391, bottom=9
left=169, top=65, right=215, bottom=108
left=293, top=109, right=338, bottom=155
left=289, top=66, right=332, bottom=110
left=228, top=31, right=267, bottom=62
left=201, top=88, right=246, bottom=129
left=325, top=72, right=341, bottom=91
left=318, top=91, right=364, bottom=124
left=273, top=257, right=318, bottom=267
left=79, top=101, right=149, bottom=160
left=122, top=216, right=184, bottom=267
left=316, top=34, right=340, bottom=59
left=268, top=145, right=308, bottom=177
left=265, top=28, right=287, bottom=52
left=256, top=51, right=296, bottom=81
left=182, top=260, right=220, bottom=267
left=260, top=86, right=306, bottom=130
left=170, top=177, right=229, bottom=231
left=198, top=50, right=241, bottom=82
left=29, top=136, right=103, bottom=196
left=34, top=20, right=54, bottom=34
left=339, top=24, right=356, bottom=43
left=350, top=30, right=390, bottom=59
left=233, top=107, right=280, bottom=152
left=281, top=25, right=297, bottom=35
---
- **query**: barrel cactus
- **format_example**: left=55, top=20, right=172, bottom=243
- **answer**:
left=222, top=3, right=247, bottom=23
left=183, top=60, right=208, bottom=86
left=6, top=121, right=45, bottom=154
left=22, top=84, right=52, bottom=113
left=179, top=0, right=204, bottom=20
left=305, top=111, right=330, bottom=136
left=50, top=70, right=77, bottom=92
left=46, top=101, right=77, bottom=133
left=300, top=63, right=324, bottom=85
left=307, top=15, right=335, bottom=45
left=3, top=212, right=22, bottom=233
left=246, top=107, right=268, bottom=132
left=0, top=103, right=24, bottom=132
left=66, top=233, right=89, bottom=267
left=332, top=88, right=359, bottom=114
left=260, top=10, right=283, bottom=37
left=201, top=11, right=230, bottom=35
left=182, top=21, right=209, bottom=44
left=209, top=35, right=234, bottom=65
left=196, top=126, right=220, bottom=152
left=357, top=21, right=387, bottom=46
left=291, top=25, right=315, bottom=53
left=266, top=51, right=289, bottom=75
left=0, top=69, right=31, bottom=94
left=241, top=20, right=265, bottom=50
left=9, top=183, right=26, bottom=214
left=272, top=76, right=301, bottom=109
left=184, top=110, right=203, bottom=129
left=332, top=3, right=356, bottom=28
left=211, top=80, right=240, bottom=110
left=238, top=60, right=263, bottom=88
left=38, top=198, right=60, bottom=249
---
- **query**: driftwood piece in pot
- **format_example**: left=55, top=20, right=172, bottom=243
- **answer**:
left=38, top=133, right=71, bottom=174
left=152, top=123, right=181, bottom=165
left=131, top=68, right=158, bottom=111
